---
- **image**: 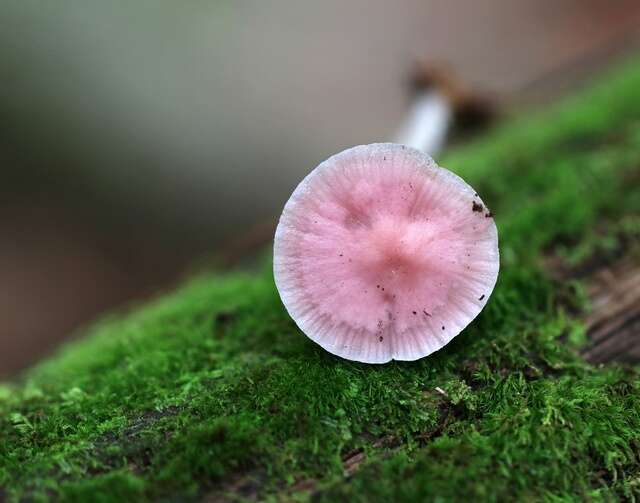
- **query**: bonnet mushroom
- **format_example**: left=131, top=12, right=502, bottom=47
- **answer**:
left=274, top=143, right=499, bottom=363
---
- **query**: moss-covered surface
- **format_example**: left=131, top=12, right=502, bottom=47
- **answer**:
left=2, top=60, right=640, bottom=502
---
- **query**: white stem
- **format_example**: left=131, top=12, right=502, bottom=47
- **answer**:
left=394, top=90, right=452, bottom=156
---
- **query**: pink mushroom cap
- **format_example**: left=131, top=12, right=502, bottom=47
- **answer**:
left=274, top=143, right=499, bottom=363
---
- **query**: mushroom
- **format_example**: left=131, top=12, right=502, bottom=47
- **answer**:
left=395, top=64, right=495, bottom=156
left=273, top=143, right=499, bottom=363
left=394, top=84, right=452, bottom=155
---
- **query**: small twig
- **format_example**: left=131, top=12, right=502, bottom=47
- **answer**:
left=435, top=386, right=448, bottom=397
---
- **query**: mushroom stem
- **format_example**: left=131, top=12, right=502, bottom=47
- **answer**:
left=394, top=88, right=453, bottom=155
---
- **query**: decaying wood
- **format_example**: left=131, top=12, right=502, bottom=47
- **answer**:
left=580, top=254, right=640, bottom=364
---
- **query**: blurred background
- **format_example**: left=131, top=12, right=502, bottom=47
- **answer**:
left=2, top=0, right=640, bottom=377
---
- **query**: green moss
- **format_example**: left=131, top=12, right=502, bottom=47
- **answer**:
left=2, top=59, right=640, bottom=502
left=58, top=472, right=146, bottom=503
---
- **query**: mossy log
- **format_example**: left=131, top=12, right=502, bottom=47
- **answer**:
left=2, top=59, right=640, bottom=502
